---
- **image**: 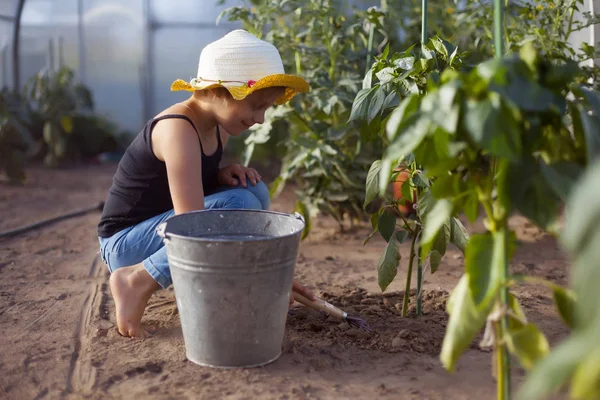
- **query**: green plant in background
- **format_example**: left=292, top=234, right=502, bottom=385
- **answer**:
left=518, top=159, right=600, bottom=400
left=218, top=0, right=393, bottom=235
left=354, top=37, right=470, bottom=316
left=381, top=0, right=600, bottom=85
left=24, top=66, right=94, bottom=167
left=0, top=89, right=33, bottom=184
left=376, top=42, right=598, bottom=399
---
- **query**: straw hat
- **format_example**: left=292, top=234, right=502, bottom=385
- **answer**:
left=171, top=30, right=309, bottom=105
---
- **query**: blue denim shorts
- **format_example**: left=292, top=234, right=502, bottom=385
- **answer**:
left=98, top=181, right=270, bottom=288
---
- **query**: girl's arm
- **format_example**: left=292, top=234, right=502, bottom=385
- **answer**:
left=152, top=119, right=205, bottom=214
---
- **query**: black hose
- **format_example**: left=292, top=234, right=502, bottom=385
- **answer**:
left=0, top=201, right=104, bottom=239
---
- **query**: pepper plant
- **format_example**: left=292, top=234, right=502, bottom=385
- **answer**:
left=376, top=42, right=598, bottom=399
left=0, top=89, right=33, bottom=184
left=24, top=67, right=94, bottom=167
left=218, top=0, right=394, bottom=235
left=354, top=36, right=470, bottom=316
left=518, top=158, right=600, bottom=400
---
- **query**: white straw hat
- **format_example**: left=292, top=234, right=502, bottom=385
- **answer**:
left=171, top=29, right=309, bottom=105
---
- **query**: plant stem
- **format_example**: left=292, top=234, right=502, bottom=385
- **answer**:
left=416, top=245, right=423, bottom=316
left=497, top=225, right=512, bottom=400
left=566, top=0, right=576, bottom=42
left=495, top=317, right=506, bottom=400
left=402, top=225, right=420, bottom=317
left=365, top=22, right=375, bottom=76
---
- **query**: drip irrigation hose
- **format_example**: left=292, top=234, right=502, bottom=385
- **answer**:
left=0, top=201, right=104, bottom=239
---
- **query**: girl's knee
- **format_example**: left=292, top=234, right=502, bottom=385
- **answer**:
left=225, top=189, right=263, bottom=210
left=247, top=180, right=270, bottom=210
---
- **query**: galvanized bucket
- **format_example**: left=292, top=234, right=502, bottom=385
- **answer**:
left=156, top=209, right=305, bottom=369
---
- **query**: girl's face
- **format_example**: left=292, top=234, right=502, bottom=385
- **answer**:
left=212, top=87, right=285, bottom=136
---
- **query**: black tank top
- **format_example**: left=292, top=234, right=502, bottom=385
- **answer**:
left=97, top=114, right=222, bottom=238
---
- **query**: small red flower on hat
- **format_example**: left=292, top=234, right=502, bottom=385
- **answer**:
left=247, top=80, right=257, bottom=88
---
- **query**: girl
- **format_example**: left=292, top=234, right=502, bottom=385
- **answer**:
left=98, top=30, right=314, bottom=338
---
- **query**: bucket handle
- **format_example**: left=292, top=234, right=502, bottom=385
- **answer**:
left=293, top=212, right=305, bottom=224
left=156, top=221, right=170, bottom=243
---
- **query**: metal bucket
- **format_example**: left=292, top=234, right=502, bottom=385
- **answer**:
left=156, top=209, right=305, bottom=369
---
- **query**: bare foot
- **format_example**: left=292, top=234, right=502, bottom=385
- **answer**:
left=109, top=264, right=160, bottom=338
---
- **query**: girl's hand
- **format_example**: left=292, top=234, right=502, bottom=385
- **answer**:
left=289, top=280, right=315, bottom=306
left=217, top=164, right=262, bottom=187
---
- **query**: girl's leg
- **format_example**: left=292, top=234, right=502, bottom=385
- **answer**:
left=99, top=209, right=175, bottom=338
left=206, top=180, right=270, bottom=210
left=98, top=182, right=270, bottom=337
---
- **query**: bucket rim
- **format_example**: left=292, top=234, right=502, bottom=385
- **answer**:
left=156, top=208, right=306, bottom=243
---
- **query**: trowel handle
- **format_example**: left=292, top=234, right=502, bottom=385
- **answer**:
left=293, top=292, right=347, bottom=321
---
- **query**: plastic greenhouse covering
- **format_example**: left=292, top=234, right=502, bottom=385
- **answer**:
left=1, top=0, right=598, bottom=134
left=7, top=0, right=244, bottom=133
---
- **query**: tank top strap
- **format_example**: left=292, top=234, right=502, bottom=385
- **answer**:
left=150, top=114, right=203, bottom=153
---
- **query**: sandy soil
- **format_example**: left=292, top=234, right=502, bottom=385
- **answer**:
left=0, top=164, right=571, bottom=399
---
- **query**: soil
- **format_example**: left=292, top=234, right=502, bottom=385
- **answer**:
left=0, top=164, right=572, bottom=399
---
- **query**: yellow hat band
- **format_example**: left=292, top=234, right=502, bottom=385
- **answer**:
left=170, top=74, right=310, bottom=105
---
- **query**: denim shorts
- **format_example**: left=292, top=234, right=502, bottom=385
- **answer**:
left=98, top=181, right=270, bottom=288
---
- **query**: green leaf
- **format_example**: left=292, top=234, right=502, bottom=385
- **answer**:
left=463, top=93, right=522, bottom=160
left=378, top=210, right=396, bottom=242
left=432, top=219, right=451, bottom=257
left=293, top=200, right=311, bottom=241
left=420, top=199, right=453, bottom=250
left=562, top=159, right=600, bottom=256
left=440, top=275, right=488, bottom=372
left=385, top=114, right=430, bottom=167
left=515, top=173, right=561, bottom=233
left=368, top=87, right=386, bottom=123
left=506, top=322, right=550, bottom=370
left=429, top=250, right=442, bottom=273
left=431, top=37, right=449, bottom=59
left=375, top=67, right=395, bottom=84
left=364, top=160, right=382, bottom=208
left=465, top=232, right=504, bottom=311
left=349, top=87, right=375, bottom=122
left=396, top=230, right=409, bottom=243
left=552, top=286, right=577, bottom=329
left=450, top=217, right=469, bottom=253
left=539, top=161, right=583, bottom=202
left=570, top=347, right=600, bottom=400
left=385, top=95, right=420, bottom=141
left=360, top=114, right=381, bottom=143
left=420, top=83, right=460, bottom=134
left=518, top=333, right=594, bottom=400
left=364, top=212, right=381, bottom=246
left=463, top=190, right=479, bottom=222
left=363, top=67, right=374, bottom=89
left=377, top=238, right=401, bottom=292
left=381, top=43, right=390, bottom=60
left=382, top=91, right=399, bottom=111
left=412, top=172, right=429, bottom=188
left=579, top=106, right=600, bottom=164
left=416, top=189, right=436, bottom=220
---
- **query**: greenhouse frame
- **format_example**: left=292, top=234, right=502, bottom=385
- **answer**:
left=1, top=0, right=598, bottom=133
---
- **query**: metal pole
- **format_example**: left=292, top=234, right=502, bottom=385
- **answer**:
left=2, top=45, right=6, bottom=88
left=12, top=0, right=26, bottom=90
left=77, top=0, right=86, bottom=83
left=143, top=0, right=153, bottom=123
left=421, top=0, right=428, bottom=44
left=494, top=0, right=504, bottom=58
left=48, top=37, right=54, bottom=72
left=58, top=36, right=64, bottom=70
